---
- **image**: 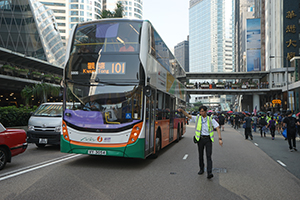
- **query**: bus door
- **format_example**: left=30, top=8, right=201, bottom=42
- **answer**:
left=145, top=88, right=155, bottom=157
left=168, top=96, right=175, bottom=142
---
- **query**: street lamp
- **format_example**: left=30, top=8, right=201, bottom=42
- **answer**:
left=269, top=55, right=289, bottom=110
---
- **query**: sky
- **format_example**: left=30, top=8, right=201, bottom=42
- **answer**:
left=143, top=0, right=189, bottom=52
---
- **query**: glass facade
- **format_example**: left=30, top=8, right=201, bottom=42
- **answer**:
left=189, top=0, right=229, bottom=74
left=174, top=40, right=189, bottom=72
left=0, top=0, right=65, bottom=67
left=189, top=0, right=211, bottom=73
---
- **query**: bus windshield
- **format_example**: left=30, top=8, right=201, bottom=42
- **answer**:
left=64, top=83, right=143, bottom=129
left=66, top=21, right=142, bottom=83
left=71, top=21, right=141, bottom=54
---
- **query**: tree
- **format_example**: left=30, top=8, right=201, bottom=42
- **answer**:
left=21, top=85, right=33, bottom=107
left=100, top=2, right=124, bottom=18
left=21, top=83, right=60, bottom=106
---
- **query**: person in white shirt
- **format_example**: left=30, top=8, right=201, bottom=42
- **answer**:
left=179, top=106, right=223, bottom=179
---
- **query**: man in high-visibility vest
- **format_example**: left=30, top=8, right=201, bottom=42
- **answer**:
left=179, top=106, right=223, bottom=179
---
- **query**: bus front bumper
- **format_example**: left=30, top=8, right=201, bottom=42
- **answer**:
left=60, top=136, right=145, bottom=159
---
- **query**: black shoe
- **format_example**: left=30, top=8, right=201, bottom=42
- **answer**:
left=294, top=148, right=297, bottom=151
left=207, top=173, right=214, bottom=179
left=198, top=170, right=204, bottom=175
left=250, top=136, right=253, bottom=140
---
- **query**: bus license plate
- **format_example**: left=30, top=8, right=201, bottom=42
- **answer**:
left=39, top=138, right=47, bottom=144
left=88, top=150, right=106, bottom=155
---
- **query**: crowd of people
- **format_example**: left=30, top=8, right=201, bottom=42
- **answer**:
left=205, top=111, right=300, bottom=152
left=187, top=81, right=271, bottom=89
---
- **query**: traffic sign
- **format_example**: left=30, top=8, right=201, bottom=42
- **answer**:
left=272, top=99, right=281, bottom=104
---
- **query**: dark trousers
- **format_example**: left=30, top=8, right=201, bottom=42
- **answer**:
left=287, top=133, right=296, bottom=149
left=197, top=137, right=212, bottom=174
left=270, top=128, right=275, bottom=138
left=260, top=126, right=266, bottom=137
left=245, top=127, right=252, bottom=139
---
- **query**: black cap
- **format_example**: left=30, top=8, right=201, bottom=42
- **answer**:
left=286, top=110, right=292, bottom=115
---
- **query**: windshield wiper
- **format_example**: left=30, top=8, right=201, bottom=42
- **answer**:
left=67, top=79, right=139, bottom=86
left=93, top=78, right=139, bottom=86
left=66, top=80, right=98, bottom=86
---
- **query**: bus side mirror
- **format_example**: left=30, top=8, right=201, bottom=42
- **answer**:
left=145, top=85, right=152, bottom=97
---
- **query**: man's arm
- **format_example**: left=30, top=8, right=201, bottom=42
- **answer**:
left=178, top=108, right=192, bottom=119
left=215, top=126, right=223, bottom=146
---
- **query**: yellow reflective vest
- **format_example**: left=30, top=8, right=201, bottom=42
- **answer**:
left=195, top=115, right=214, bottom=142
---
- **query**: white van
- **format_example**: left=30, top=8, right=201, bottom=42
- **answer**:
left=27, top=102, right=63, bottom=148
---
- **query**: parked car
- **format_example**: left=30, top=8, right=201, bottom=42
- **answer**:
left=27, top=102, right=63, bottom=148
left=0, top=123, right=28, bottom=170
left=27, top=102, right=79, bottom=148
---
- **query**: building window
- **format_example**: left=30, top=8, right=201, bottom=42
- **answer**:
left=59, top=29, right=66, bottom=33
left=71, top=17, right=79, bottom=22
left=70, top=11, right=79, bottom=15
left=56, top=16, right=66, bottom=20
left=70, top=4, right=78, bottom=9
left=80, top=4, right=84, bottom=9
left=57, top=23, right=66, bottom=26
left=53, top=10, right=65, bottom=13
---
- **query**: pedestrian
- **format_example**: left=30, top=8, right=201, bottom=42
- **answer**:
left=243, top=113, right=253, bottom=140
left=218, top=114, right=225, bottom=131
left=259, top=115, right=268, bottom=137
left=283, top=110, right=298, bottom=152
left=178, top=106, right=223, bottom=179
left=252, top=114, right=258, bottom=132
left=277, top=113, right=282, bottom=134
left=267, top=116, right=276, bottom=140
left=234, top=114, right=239, bottom=129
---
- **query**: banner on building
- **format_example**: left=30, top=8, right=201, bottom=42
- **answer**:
left=246, top=18, right=261, bottom=72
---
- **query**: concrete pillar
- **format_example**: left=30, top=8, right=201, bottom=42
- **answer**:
left=253, top=94, right=260, bottom=112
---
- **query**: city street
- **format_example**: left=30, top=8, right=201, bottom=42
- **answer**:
left=1, top=124, right=300, bottom=200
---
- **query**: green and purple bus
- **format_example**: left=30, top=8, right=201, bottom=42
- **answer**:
left=61, top=19, right=186, bottom=158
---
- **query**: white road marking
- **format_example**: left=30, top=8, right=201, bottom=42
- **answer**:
left=0, top=154, right=81, bottom=182
left=183, top=154, right=188, bottom=160
left=277, top=160, right=287, bottom=167
left=254, top=143, right=259, bottom=146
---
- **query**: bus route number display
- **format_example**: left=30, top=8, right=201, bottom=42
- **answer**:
left=82, top=62, right=126, bottom=74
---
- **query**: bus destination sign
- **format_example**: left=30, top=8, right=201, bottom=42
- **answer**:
left=82, top=62, right=126, bottom=74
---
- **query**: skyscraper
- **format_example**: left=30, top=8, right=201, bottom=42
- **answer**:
left=39, top=0, right=102, bottom=46
left=174, top=37, right=189, bottom=72
left=103, top=0, right=143, bottom=19
left=0, top=0, right=65, bottom=66
left=189, top=0, right=234, bottom=104
left=189, top=0, right=233, bottom=74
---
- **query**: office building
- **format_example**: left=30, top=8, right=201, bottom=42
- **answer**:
left=0, top=0, right=65, bottom=66
left=174, top=38, right=189, bottom=72
left=39, top=0, right=102, bottom=46
left=103, top=0, right=143, bottom=19
left=189, top=0, right=234, bottom=104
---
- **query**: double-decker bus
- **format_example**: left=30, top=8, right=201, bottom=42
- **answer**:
left=61, top=19, right=186, bottom=158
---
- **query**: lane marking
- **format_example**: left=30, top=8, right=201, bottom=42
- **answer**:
left=0, top=154, right=81, bottom=182
left=0, top=154, right=76, bottom=178
left=277, top=160, right=287, bottom=167
left=183, top=154, right=188, bottom=160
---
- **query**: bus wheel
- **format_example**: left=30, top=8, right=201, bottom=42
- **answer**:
left=153, top=135, right=161, bottom=158
left=176, top=125, right=180, bottom=142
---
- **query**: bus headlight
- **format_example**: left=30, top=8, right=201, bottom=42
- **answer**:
left=62, top=120, right=70, bottom=141
left=127, top=122, right=143, bottom=145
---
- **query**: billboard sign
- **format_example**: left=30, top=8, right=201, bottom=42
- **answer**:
left=246, top=18, right=261, bottom=72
